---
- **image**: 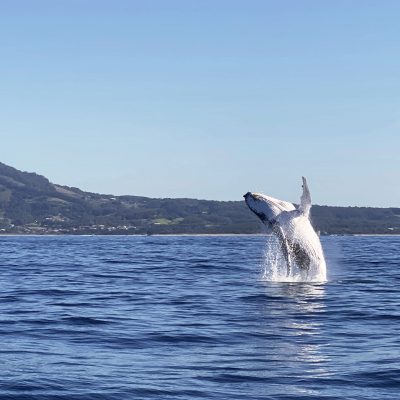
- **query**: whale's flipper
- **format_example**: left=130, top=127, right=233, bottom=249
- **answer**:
left=298, top=176, right=311, bottom=217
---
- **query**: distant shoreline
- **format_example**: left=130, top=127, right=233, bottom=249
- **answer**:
left=1, top=161, right=399, bottom=238
left=0, top=233, right=399, bottom=237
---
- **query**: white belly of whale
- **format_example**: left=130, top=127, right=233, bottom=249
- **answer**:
left=278, top=213, right=326, bottom=281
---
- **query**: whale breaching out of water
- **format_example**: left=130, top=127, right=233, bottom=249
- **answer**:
left=244, top=177, right=326, bottom=281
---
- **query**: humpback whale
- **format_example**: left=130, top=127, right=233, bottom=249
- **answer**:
left=244, top=177, right=326, bottom=279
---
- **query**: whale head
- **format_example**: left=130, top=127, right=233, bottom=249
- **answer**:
left=243, top=192, right=295, bottom=226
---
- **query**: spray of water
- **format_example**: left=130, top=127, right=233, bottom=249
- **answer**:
left=261, top=235, right=327, bottom=283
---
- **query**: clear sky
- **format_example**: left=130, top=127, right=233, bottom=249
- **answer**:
left=1, top=1, right=399, bottom=207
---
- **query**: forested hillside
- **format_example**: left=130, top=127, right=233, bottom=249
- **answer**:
left=0, top=162, right=399, bottom=235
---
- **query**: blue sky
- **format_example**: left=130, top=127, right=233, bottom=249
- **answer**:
left=1, top=1, right=399, bottom=206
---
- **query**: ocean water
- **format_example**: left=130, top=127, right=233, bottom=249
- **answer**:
left=0, top=235, right=399, bottom=400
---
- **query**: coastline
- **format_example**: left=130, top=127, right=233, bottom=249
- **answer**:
left=0, top=233, right=400, bottom=237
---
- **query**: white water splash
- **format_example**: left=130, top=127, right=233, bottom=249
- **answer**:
left=261, top=235, right=327, bottom=283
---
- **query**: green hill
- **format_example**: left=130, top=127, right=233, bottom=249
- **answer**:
left=0, top=162, right=399, bottom=235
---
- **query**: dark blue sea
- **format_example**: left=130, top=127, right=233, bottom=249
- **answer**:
left=0, top=235, right=399, bottom=400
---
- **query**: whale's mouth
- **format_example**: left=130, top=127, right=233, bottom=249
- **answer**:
left=243, top=192, right=258, bottom=213
left=243, top=192, right=276, bottom=225
left=243, top=192, right=264, bottom=209
left=243, top=192, right=262, bottom=201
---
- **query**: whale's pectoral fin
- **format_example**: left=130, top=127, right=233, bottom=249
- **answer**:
left=298, top=176, right=312, bottom=217
left=274, top=226, right=292, bottom=276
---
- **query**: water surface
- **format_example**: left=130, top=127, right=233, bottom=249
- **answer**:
left=0, top=235, right=399, bottom=399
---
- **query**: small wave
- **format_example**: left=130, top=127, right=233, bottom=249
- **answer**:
left=350, top=369, right=400, bottom=388
left=61, top=316, right=110, bottom=326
